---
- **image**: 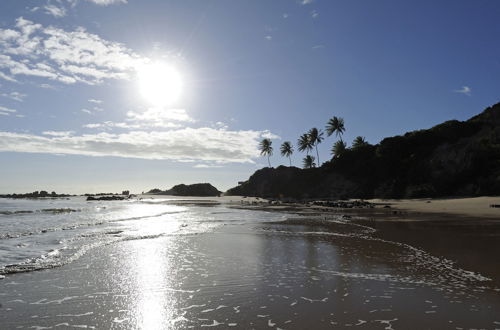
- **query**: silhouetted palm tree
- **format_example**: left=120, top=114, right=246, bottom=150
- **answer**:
left=308, top=127, right=324, bottom=165
left=280, top=141, right=294, bottom=166
left=326, top=116, right=345, bottom=140
left=331, top=140, right=347, bottom=159
left=298, top=133, right=313, bottom=155
left=302, top=155, right=316, bottom=169
left=352, top=136, right=369, bottom=150
left=259, top=138, right=273, bottom=167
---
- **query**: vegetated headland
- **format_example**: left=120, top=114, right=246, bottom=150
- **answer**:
left=227, top=102, right=500, bottom=200
left=147, top=183, right=222, bottom=197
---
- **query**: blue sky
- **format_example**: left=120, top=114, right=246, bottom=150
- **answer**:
left=1, top=0, right=499, bottom=193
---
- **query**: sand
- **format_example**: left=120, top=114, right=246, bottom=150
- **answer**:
left=141, top=194, right=500, bottom=219
left=369, top=196, right=500, bottom=219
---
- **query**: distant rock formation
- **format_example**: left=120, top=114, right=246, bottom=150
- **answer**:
left=0, top=191, right=72, bottom=199
left=147, top=183, right=221, bottom=197
left=86, top=195, right=127, bottom=201
left=227, top=102, right=500, bottom=199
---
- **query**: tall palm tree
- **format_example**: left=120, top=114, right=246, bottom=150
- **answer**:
left=259, top=138, right=273, bottom=167
left=352, top=136, right=368, bottom=150
left=331, top=140, right=347, bottom=159
left=325, top=116, right=345, bottom=140
left=280, top=141, right=294, bottom=166
left=308, top=127, right=324, bottom=165
left=297, top=133, right=313, bottom=155
left=302, top=155, right=316, bottom=169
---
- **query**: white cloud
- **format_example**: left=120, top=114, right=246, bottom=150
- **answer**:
left=44, top=5, right=67, bottom=18
left=265, top=35, right=272, bottom=41
left=261, top=131, right=280, bottom=140
left=83, top=120, right=182, bottom=130
left=0, top=71, right=16, bottom=82
left=1, top=91, right=27, bottom=102
left=301, top=0, right=313, bottom=5
left=81, top=108, right=92, bottom=114
left=0, top=105, right=17, bottom=116
left=193, top=164, right=224, bottom=169
left=312, top=44, right=325, bottom=50
left=126, top=107, right=194, bottom=127
left=85, top=0, right=128, bottom=5
left=88, top=98, right=102, bottom=104
left=454, top=86, right=471, bottom=96
left=0, top=17, right=146, bottom=85
left=283, top=13, right=289, bottom=19
left=0, top=128, right=277, bottom=163
left=42, top=130, right=74, bottom=137
left=311, top=10, right=319, bottom=18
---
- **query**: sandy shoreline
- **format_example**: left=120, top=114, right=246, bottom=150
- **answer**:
left=219, top=195, right=500, bottom=220
left=369, top=196, right=500, bottom=219
left=139, top=194, right=500, bottom=221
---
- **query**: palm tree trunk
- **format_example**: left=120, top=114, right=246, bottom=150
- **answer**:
left=288, top=156, right=291, bottom=167
left=268, top=155, right=271, bottom=168
left=315, top=145, right=320, bottom=165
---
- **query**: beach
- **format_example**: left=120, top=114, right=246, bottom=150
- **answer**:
left=0, top=196, right=499, bottom=329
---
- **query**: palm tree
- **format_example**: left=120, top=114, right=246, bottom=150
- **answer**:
left=308, top=127, right=324, bottom=165
left=259, top=138, right=273, bottom=167
left=302, top=155, right=316, bottom=169
left=352, top=136, right=368, bottom=150
left=297, top=133, right=313, bottom=155
left=325, top=116, right=345, bottom=140
left=280, top=141, right=294, bottom=166
left=331, top=140, right=347, bottom=159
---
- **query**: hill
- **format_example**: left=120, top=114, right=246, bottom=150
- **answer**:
left=147, top=183, right=222, bottom=197
left=227, top=102, right=500, bottom=199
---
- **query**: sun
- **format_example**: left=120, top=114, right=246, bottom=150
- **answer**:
left=136, top=62, right=183, bottom=106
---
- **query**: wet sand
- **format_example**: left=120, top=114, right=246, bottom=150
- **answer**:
left=1, top=197, right=499, bottom=329
left=369, top=196, right=500, bottom=218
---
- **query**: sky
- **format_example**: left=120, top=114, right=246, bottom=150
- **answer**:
left=1, top=0, right=499, bottom=194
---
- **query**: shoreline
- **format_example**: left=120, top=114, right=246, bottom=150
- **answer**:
left=221, top=195, right=500, bottom=220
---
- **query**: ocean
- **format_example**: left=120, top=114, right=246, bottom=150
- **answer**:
left=0, top=196, right=499, bottom=329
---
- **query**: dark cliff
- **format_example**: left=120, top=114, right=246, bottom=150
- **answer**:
left=227, top=102, right=500, bottom=199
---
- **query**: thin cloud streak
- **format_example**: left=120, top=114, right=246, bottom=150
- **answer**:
left=44, top=5, right=67, bottom=18
left=454, top=86, right=472, bottom=96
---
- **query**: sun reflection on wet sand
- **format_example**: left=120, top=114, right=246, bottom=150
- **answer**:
left=134, top=243, right=172, bottom=329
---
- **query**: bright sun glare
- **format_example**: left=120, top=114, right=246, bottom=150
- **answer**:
left=137, top=62, right=183, bottom=106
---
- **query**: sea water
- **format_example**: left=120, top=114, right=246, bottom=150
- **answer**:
left=0, top=196, right=286, bottom=276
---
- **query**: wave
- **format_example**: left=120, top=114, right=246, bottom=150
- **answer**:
left=261, top=217, right=494, bottom=293
left=0, top=209, right=185, bottom=240
left=0, top=229, right=196, bottom=276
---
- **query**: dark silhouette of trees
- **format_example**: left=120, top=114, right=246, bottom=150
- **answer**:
left=280, top=141, right=294, bottom=166
left=308, top=127, right=324, bottom=165
left=298, top=133, right=313, bottom=155
left=326, top=116, right=345, bottom=140
left=352, top=136, right=369, bottom=150
left=302, top=155, right=316, bottom=169
left=259, top=138, right=273, bottom=167
left=332, top=140, right=347, bottom=159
